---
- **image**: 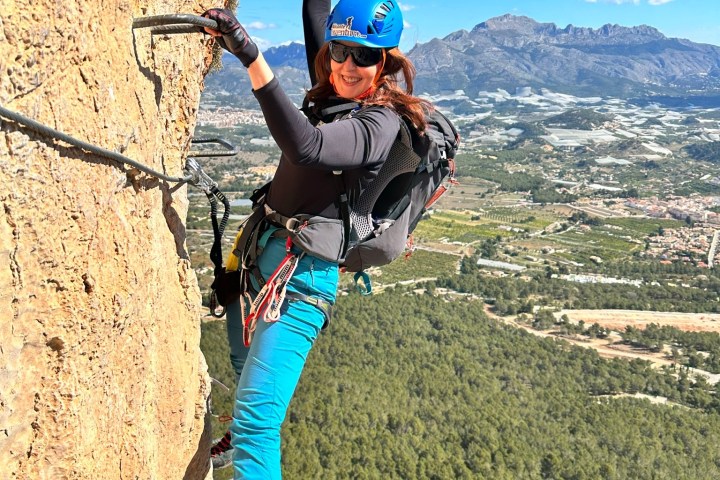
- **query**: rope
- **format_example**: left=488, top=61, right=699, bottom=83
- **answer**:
left=0, top=104, right=193, bottom=183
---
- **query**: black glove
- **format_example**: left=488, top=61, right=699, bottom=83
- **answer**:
left=202, top=8, right=259, bottom=68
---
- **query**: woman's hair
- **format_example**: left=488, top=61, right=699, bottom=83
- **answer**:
left=306, top=44, right=432, bottom=131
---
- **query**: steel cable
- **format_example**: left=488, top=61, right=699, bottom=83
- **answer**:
left=132, top=14, right=217, bottom=35
left=0, top=104, right=193, bottom=183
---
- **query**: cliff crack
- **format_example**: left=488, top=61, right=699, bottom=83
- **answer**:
left=6, top=80, right=42, bottom=104
left=161, top=186, right=189, bottom=260
left=25, top=393, right=43, bottom=462
left=4, top=203, right=22, bottom=323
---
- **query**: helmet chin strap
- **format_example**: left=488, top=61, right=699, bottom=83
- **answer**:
left=331, top=50, right=386, bottom=101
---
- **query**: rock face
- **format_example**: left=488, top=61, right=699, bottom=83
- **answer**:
left=1, top=1, right=216, bottom=478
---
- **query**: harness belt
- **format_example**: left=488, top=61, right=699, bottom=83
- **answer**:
left=263, top=203, right=307, bottom=233
left=215, top=183, right=335, bottom=344
left=285, top=291, right=333, bottom=328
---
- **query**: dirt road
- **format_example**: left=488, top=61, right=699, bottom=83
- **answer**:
left=553, top=309, right=720, bottom=333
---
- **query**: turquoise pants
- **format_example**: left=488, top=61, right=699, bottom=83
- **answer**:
left=225, top=237, right=338, bottom=479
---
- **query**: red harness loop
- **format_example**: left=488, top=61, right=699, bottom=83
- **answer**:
left=242, top=237, right=305, bottom=346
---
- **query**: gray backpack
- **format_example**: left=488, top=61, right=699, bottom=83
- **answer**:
left=209, top=106, right=459, bottom=308
left=339, top=109, right=460, bottom=272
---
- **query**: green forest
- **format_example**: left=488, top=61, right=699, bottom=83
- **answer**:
left=202, top=293, right=720, bottom=480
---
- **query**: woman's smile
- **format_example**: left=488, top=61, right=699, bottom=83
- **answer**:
left=330, top=42, right=379, bottom=99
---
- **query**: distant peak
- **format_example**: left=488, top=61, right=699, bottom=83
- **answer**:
left=492, top=13, right=533, bottom=22
left=472, top=14, right=666, bottom=40
left=264, top=41, right=304, bottom=53
left=474, top=14, right=538, bottom=30
left=599, top=23, right=664, bottom=38
left=559, top=22, right=664, bottom=39
left=472, top=14, right=559, bottom=36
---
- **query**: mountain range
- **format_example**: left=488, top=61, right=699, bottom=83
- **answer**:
left=203, top=14, right=720, bottom=106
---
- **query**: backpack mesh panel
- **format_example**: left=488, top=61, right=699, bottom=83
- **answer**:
left=349, top=125, right=419, bottom=242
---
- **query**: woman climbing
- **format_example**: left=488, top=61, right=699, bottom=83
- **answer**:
left=202, top=0, right=431, bottom=477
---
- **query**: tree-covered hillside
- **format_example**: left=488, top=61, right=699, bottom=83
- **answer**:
left=202, top=292, right=720, bottom=479
left=440, top=266, right=720, bottom=315
left=683, top=141, right=720, bottom=164
left=541, top=109, right=615, bottom=130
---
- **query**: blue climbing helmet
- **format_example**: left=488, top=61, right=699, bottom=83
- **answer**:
left=325, top=0, right=404, bottom=49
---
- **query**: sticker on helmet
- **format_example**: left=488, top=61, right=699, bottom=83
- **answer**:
left=330, top=16, right=368, bottom=39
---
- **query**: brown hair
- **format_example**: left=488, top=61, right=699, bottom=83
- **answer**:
left=306, top=43, right=432, bottom=132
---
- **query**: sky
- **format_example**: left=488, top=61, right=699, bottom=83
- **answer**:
left=233, top=0, right=720, bottom=52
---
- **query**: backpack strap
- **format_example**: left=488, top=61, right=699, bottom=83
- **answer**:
left=301, top=95, right=360, bottom=126
left=320, top=102, right=360, bottom=118
left=335, top=172, right=351, bottom=259
left=262, top=203, right=308, bottom=233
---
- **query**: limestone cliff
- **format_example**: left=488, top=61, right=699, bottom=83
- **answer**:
left=1, top=1, right=218, bottom=478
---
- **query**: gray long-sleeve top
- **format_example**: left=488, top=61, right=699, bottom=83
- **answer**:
left=253, top=77, right=400, bottom=220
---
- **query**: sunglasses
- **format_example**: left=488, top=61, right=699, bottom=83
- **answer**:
left=328, top=41, right=383, bottom=67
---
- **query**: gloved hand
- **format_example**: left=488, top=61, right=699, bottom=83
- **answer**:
left=201, top=8, right=259, bottom=68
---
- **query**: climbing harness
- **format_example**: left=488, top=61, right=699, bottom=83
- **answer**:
left=212, top=186, right=335, bottom=345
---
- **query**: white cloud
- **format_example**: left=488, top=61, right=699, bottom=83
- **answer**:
left=400, top=4, right=415, bottom=12
left=648, top=0, right=673, bottom=5
left=246, top=21, right=277, bottom=30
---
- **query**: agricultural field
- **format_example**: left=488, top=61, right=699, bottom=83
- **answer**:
left=349, top=248, right=461, bottom=289
left=415, top=208, right=558, bottom=242
left=187, top=194, right=714, bottom=309
left=603, top=217, right=687, bottom=236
